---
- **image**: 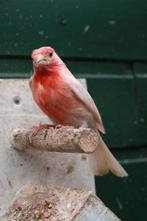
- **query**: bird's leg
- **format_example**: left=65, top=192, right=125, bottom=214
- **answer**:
left=29, top=124, right=56, bottom=143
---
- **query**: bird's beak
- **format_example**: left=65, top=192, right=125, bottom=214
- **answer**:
left=33, top=54, right=48, bottom=66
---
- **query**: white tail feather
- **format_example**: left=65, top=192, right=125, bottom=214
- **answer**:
left=89, top=136, right=128, bottom=177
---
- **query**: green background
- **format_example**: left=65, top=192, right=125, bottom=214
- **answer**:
left=0, top=0, right=147, bottom=220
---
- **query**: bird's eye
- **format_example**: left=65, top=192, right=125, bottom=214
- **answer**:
left=49, top=52, right=53, bottom=57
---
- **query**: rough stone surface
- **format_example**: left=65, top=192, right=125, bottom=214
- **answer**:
left=11, top=126, right=98, bottom=153
left=1, top=185, right=121, bottom=221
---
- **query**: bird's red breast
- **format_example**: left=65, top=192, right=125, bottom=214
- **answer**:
left=31, top=69, right=87, bottom=126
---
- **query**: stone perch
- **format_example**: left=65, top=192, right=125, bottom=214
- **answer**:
left=1, top=184, right=121, bottom=221
left=11, top=126, right=99, bottom=153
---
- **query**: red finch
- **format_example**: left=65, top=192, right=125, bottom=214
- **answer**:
left=30, top=46, right=128, bottom=177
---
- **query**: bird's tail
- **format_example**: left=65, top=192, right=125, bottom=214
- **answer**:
left=89, top=136, right=128, bottom=177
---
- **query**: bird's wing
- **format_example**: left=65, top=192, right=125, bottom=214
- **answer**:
left=29, top=76, right=33, bottom=90
left=64, top=71, right=106, bottom=133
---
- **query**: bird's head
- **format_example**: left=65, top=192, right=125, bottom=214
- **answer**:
left=31, top=46, right=62, bottom=71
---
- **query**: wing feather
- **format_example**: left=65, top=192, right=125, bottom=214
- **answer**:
left=63, top=68, right=106, bottom=133
left=29, top=76, right=33, bottom=90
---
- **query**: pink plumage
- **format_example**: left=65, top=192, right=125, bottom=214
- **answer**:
left=30, top=46, right=128, bottom=177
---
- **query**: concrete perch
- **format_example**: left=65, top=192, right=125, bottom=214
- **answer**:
left=1, top=184, right=121, bottom=221
left=11, top=126, right=99, bottom=153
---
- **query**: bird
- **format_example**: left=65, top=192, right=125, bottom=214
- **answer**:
left=29, top=46, right=128, bottom=177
